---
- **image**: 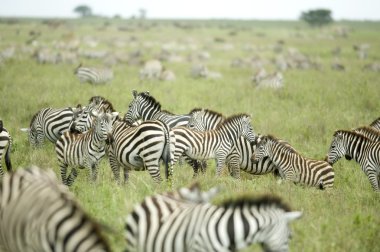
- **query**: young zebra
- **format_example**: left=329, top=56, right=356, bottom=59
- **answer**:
left=326, top=130, right=380, bottom=191
left=124, top=90, right=190, bottom=128
left=252, top=135, right=335, bottom=189
left=170, top=114, right=256, bottom=178
left=0, top=120, right=12, bottom=176
left=21, top=105, right=83, bottom=147
left=125, top=183, right=302, bottom=252
left=55, top=111, right=118, bottom=186
left=0, top=166, right=110, bottom=251
left=369, top=117, right=380, bottom=131
left=108, top=119, right=172, bottom=183
left=74, top=64, right=113, bottom=84
left=187, top=108, right=279, bottom=178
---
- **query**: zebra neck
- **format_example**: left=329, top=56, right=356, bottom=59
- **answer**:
left=90, top=129, right=106, bottom=149
left=217, top=124, right=241, bottom=143
left=141, top=107, right=160, bottom=120
left=270, top=143, right=297, bottom=168
left=345, top=137, right=370, bottom=164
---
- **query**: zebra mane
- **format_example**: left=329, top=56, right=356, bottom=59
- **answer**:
left=161, top=109, right=174, bottom=115
left=89, top=96, right=115, bottom=112
left=370, top=117, right=380, bottom=125
left=335, top=129, right=372, bottom=141
left=354, top=126, right=380, bottom=135
left=264, top=135, right=297, bottom=153
left=216, top=113, right=249, bottom=129
left=218, top=194, right=291, bottom=212
left=138, top=92, right=162, bottom=111
left=190, top=108, right=226, bottom=119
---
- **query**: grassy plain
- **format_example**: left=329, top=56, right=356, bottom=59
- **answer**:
left=0, top=18, right=379, bottom=251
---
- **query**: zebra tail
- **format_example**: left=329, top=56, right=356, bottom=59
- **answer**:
left=5, top=138, right=12, bottom=171
left=162, top=122, right=171, bottom=180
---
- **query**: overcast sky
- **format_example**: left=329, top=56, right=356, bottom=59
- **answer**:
left=0, top=0, right=379, bottom=20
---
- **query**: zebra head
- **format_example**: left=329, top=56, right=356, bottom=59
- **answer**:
left=124, top=90, right=150, bottom=124
left=241, top=115, right=256, bottom=143
left=251, top=135, right=271, bottom=164
left=69, top=105, right=93, bottom=133
left=92, top=111, right=119, bottom=143
left=187, top=109, right=205, bottom=131
left=326, top=131, right=346, bottom=165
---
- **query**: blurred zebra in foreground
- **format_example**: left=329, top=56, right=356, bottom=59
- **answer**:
left=74, top=64, right=113, bottom=84
left=326, top=130, right=380, bottom=191
left=125, top=183, right=302, bottom=252
left=55, top=111, right=118, bottom=186
left=124, top=90, right=190, bottom=127
left=170, top=114, right=256, bottom=178
left=0, top=120, right=12, bottom=176
left=370, top=117, right=380, bottom=131
left=21, top=105, right=83, bottom=147
left=108, top=119, right=172, bottom=183
left=0, top=166, right=110, bottom=252
left=187, top=108, right=280, bottom=178
left=252, top=135, right=334, bottom=189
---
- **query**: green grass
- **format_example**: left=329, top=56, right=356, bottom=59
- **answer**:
left=0, top=18, right=379, bottom=251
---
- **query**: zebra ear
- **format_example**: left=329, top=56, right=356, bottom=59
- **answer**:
left=144, top=91, right=150, bottom=96
left=132, top=90, right=138, bottom=98
left=284, top=211, right=302, bottom=222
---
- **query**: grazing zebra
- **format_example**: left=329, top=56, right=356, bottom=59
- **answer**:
left=170, top=114, right=256, bottom=178
left=74, top=64, right=113, bottom=84
left=107, top=119, right=172, bottom=183
left=125, top=183, right=302, bottom=252
left=252, top=135, right=335, bottom=189
left=21, top=105, right=83, bottom=147
left=354, top=126, right=380, bottom=142
left=0, top=166, right=110, bottom=252
left=253, top=69, right=284, bottom=89
left=124, top=90, right=190, bottom=128
left=55, top=111, right=118, bottom=186
left=369, top=117, right=380, bottom=131
left=326, top=130, right=380, bottom=191
left=0, top=120, right=12, bottom=176
left=188, top=109, right=279, bottom=178
left=139, top=59, right=163, bottom=80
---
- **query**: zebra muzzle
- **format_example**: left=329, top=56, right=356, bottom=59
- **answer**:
left=106, top=133, right=114, bottom=145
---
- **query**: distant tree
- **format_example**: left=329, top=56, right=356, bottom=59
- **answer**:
left=73, top=5, right=93, bottom=17
left=300, top=9, right=333, bottom=27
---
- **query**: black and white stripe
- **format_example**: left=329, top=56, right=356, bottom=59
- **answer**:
left=170, top=114, right=256, bottom=177
left=74, top=64, right=113, bottom=84
left=326, top=130, right=380, bottom=191
left=252, top=135, right=335, bottom=189
left=354, top=126, right=380, bottom=142
left=369, top=117, right=380, bottom=131
left=0, top=120, right=12, bottom=176
left=55, top=111, right=118, bottom=186
left=0, top=166, right=110, bottom=252
left=108, top=119, right=172, bottom=183
left=125, top=183, right=301, bottom=252
left=124, top=90, right=190, bottom=128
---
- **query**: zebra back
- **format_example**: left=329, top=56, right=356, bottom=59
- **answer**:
left=0, top=166, right=110, bottom=252
left=369, top=117, right=380, bottom=131
left=74, top=64, right=113, bottom=84
left=354, top=126, right=380, bottom=142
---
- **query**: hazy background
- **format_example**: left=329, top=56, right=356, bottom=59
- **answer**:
left=0, top=0, right=379, bottom=20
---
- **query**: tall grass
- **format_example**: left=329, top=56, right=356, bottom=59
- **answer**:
left=0, top=18, right=379, bottom=251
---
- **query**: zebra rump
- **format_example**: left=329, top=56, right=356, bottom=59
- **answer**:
left=0, top=166, right=110, bottom=252
left=75, top=64, right=113, bottom=84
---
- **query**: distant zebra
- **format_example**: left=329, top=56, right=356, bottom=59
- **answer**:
left=124, top=90, right=190, bottom=128
left=253, top=71, right=284, bottom=89
left=326, top=130, right=380, bottom=191
left=252, top=135, right=334, bottom=189
left=22, top=105, right=83, bottom=147
left=369, top=117, right=380, bottom=131
left=0, top=120, right=12, bottom=176
left=108, top=119, right=172, bottom=183
left=187, top=108, right=279, bottom=178
left=354, top=126, right=380, bottom=142
left=55, top=111, right=118, bottom=186
left=170, top=114, right=256, bottom=178
left=125, top=183, right=302, bottom=252
left=0, top=166, right=110, bottom=252
left=74, top=64, right=113, bottom=84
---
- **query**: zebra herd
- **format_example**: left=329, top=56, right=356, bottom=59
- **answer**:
left=0, top=90, right=379, bottom=251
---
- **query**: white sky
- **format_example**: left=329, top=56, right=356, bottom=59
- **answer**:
left=0, top=0, right=379, bottom=20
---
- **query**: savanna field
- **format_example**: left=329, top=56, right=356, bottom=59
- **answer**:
left=0, top=18, right=379, bottom=251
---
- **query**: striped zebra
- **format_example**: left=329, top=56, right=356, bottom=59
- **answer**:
left=22, top=105, right=83, bottom=147
left=125, top=183, right=302, bottom=252
left=0, top=166, right=110, bottom=251
left=74, top=64, right=113, bottom=84
left=253, top=71, right=284, bottom=89
left=354, top=126, right=380, bottom=142
left=55, top=111, right=118, bottom=186
left=0, top=120, right=12, bottom=176
left=252, top=135, right=335, bottom=189
left=369, top=117, right=380, bottom=131
left=326, top=130, right=380, bottom=191
left=187, top=108, right=280, bottom=178
left=124, top=90, right=190, bottom=128
left=170, top=114, right=256, bottom=178
left=108, top=119, right=172, bottom=183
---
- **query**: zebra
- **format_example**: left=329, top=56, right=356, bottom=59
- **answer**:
left=253, top=70, right=284, bottom=89
left=124, top=90, right=190, bottom=128
left=0, top=166, right=110, bottom=251
left=74, top=64, right=113, bottom=84
left=354, top=126, right=380, bottom=142
left=125, top=183, right=302, bottom=252
left=0, top=120, right=12, bottom=176
left=21, top=105, right=83, bottom=147
left=55, top=111, right=118, bottom=186
left=187, top=108, right=281, bottom=178
left=170, top=114, right=256, bottom=178
left=252, top=135, right=335, bottom=189
left=369, top=117, right=380, bottom=131
left=107, top=119, right=172, bottom=183
left=326, top=130, right=380, bottom=191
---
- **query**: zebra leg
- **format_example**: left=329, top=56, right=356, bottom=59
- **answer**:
left=123, top=167, right=129, bottom=183
left=66, top=168, right=78, bottom=186
left=108, top=149, right=121, bottom=183
left=364, top=166, right=380, bottom=192
left=215, top=157, right=227, bottom=177
left=60, top=163, right=68, bottom=185
left=90, top=163, right=98, bottom=182
left=145, top=160, right=162, bottom=183
left=0, top=165, right=4, bottom=177
left=226, top=156, right=241, bottom=179
left=200, top=160, right=207, bottom=174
